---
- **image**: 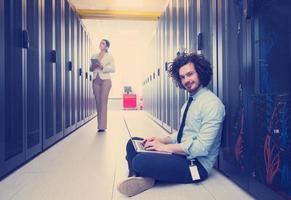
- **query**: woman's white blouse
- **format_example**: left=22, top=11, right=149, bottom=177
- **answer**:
left=91, top=53, right=115, bottom=80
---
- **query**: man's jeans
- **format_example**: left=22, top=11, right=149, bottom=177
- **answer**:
left=126, top=137, right=208, bottom=183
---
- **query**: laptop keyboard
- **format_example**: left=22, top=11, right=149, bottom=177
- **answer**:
left=135, top=141, right=145, bottom=150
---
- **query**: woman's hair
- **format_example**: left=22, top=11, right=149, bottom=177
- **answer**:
left=168, top=53, right=213, bottom=89
left=102, top=39, right=110, bottom=49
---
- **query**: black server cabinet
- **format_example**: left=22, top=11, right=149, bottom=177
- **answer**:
left=165, top=6, right=171, bottom=131
left=0, top=0, right=4, bottom=178
left=219, top=0, right=290, bottom=199
left=85, top=30, right=89, bottom=119
left=71, top=8, right=76, bottom=128
left=89, top=38, right=94, bottom=117
left=0, top=0, right=26, bottom=178
left=248, top=1, right=291, bottom=199
left=85, top=29, right=88, bottom=120
left=64, top=0, right=72, bottom=134
left=76, top=20, right=82, bottom=127
left=168, top=1, right=174, bottom=132
left=86, top=33, right=90, bottom=118
left=80, top=24, right=84, bottom=121
left=156, top=26, right=161, bottom=120
left=188, top=0, right=197, bottom=53
left=80, top=24, right=85, bottom=122
left=26, top=0, right=42, bottom=158
left=198, top=0, right=214, bottom=92
left=198, top=0, right=211, bottom=60
left=43, top=0, right=63, bottom=149
left=55, top=0, right=64, bottom=136
left=87, top=33, right=90, bottom=117
left=171, top=0, right=179, bottom=131
left=158, top=21, right=163, bottom=122
left=84, top=31, right=88, bottom=120
left=83, top=29, right=87, bottom=120
left=0, top=0, right=92, bottom=179
left=161, top=16, right=166, bottom=126
left=177, top=0, right=187, bottom=128
left=218, top=0, right=250, bottom=192
left=79, top=25, right=84, bottom=123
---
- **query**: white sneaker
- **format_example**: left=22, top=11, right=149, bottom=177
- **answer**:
left=117, top=176, right=155, bottom=197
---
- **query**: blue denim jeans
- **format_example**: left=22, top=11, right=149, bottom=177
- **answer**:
left=126, top=137, right=208, bottom=183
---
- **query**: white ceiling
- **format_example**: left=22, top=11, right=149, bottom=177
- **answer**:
left=69, top=0, right=168, bottom=12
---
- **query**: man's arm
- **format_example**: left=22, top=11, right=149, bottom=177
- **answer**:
left=180, top=100, right=225, bottom=157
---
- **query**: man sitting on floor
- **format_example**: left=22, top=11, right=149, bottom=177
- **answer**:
left=117, top=53, right=225, bottom=197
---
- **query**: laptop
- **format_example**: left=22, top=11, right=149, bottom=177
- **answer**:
left=123, top=117, right=172, bottom=154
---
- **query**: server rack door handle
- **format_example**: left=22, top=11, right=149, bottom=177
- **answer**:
left=67, top=61, right=72, bottom=71
left=51, top=50, right=56, bottom=63
left=22, top=30, right=29, bottom=49
left=79, top=68, right=82, bottom=76
left=197, top=33, right=203, bottom=50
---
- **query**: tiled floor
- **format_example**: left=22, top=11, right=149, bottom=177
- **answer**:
left=0, top=111, right=255, bottom=200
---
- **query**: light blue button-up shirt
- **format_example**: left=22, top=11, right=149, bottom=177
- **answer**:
left=170, top=87, right=225, bottom=173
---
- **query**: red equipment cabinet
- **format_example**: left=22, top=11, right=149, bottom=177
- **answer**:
left=123, top=94, right=137, bottom=109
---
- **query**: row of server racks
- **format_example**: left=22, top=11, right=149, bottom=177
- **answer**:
left=143, top=0, right=291, bottom=199
left=0, top=0, right=96, bottom=179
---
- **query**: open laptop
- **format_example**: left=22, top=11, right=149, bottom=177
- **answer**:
left=123, top=117, right=172, bottom=154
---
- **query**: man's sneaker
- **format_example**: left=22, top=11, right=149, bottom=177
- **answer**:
left=117, top=176, right=155, bottom=197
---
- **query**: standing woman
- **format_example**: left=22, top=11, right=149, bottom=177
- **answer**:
left=90, top=39, right=115, bottom=132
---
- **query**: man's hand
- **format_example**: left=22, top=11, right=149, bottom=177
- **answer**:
left=142, top=136, right=159, bottom=145
left=143, top=139, right=169, bottom=152
left=142, top=136, right=186, bottom=155
left=142, top=136, right=172, bottom=145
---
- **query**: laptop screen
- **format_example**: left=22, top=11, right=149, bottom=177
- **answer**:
left=123, top=117, right=134, bottom=140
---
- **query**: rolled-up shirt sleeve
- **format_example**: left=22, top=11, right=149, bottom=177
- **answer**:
left=169, top=131, right=178, bottom=143
left=180, top=100, right=225, bottom=158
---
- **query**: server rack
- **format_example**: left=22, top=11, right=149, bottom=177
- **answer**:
left=76, top=19, right=81, bottom=127
left=218, top=0, right=250, bottom=192
left=64, top=0, right=72, bottom=134
left=248, top=2, right=291, bottom=199
left=55, top=0, right=65, bottom=138
left=0, top=0, right=4, bottom=178
left=160, top=14, right=166, bottom=126
left=0, top=0, right=94, bottom=179
left=171, top=0, right=179, bottom=131
left=43, top=0, right=64, bottom=149
left=165, top=6, right=171, bottom=132
left=177, top=0, right=187, bottom=128
left=188, top=0, right=197, bottom=53
left=145, top=0, right=290, bottom=199
left=26, top=0, right=42, bottom=158
left=71, top=7, right=76, bottom=128
left=0, top=0, right=26, bottom=177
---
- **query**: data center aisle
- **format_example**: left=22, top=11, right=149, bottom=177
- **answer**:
left=0, top=111, right=254, bottom=200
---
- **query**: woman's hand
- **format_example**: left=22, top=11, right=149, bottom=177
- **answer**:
left=97, top=63, right=104, bottom=70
